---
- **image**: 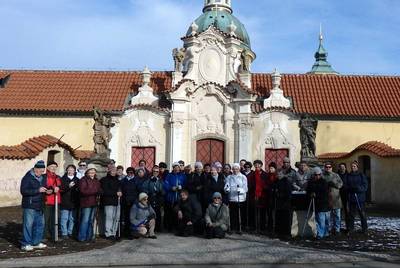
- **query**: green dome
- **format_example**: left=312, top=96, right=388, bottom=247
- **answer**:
left=187, top=10, right=251, bottom=48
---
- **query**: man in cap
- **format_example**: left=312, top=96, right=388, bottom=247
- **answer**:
left=278, top=157, right=297, bottom=187
left=20, top=160, right=48, bottom=251
left=307, top=167, right=330, bottom=239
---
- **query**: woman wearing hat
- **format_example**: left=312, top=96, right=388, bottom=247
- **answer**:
left=130, top=192, right=157, bottom=239
left=205, top=192, right=230, bottom=239
left=78, top=164, right=102, bottom=242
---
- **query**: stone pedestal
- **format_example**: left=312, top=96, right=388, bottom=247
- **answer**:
left=88, top=155, right=110, bottom=179
left=301, top=156, right=321, bottom=168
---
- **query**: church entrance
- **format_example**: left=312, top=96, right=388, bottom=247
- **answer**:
left=196, top=139, right=225, bottom=164
left=131, top=147, right=155, bottom=171
left=265, top=149, right=289, bottom=169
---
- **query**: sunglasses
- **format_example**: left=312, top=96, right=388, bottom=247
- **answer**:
left=325, top=166, right=332, bottom=168
left=213, top=197, right=221, bottom=200
left=79, top=165, right=87, bottom=167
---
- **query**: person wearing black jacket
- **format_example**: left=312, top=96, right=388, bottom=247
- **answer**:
left=307, top=167, right=330, bottom=239
left=337, top=163, right=349, bottom=231
left=273, top=167, right=292, bottom=237
left=344, top=161, right=368, bottom=234
left=185, top=162, right=205, bottom=206
left=60, top=165, right=80, bottom=239
left=174, top=190, right=203, bottom=236
left=120, top=167, right=137, bottom=238
left=203, top=166, right=226, bottom=206
left=100, top=167, right=122, bottom=240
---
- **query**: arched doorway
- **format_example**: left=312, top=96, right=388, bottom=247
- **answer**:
left=358, top=155, right=372, bottom=203
left=196, top=139, right=225, bottom=164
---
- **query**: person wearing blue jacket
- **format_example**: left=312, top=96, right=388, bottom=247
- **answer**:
left=344, top=161, right=368, bottom=234
left=20, top=160, right=49, bottom=251
left=163, top=162, right=186, bottom=232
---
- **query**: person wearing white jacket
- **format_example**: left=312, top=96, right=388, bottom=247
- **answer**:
left=224, top=163, right=248, bottom=233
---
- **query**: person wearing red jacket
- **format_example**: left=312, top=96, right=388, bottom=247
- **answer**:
left=43, top=161, right=61, bottom=241
left=78, top=165, right=102, bottom=242
left=248, top=160, right=268, bottom=232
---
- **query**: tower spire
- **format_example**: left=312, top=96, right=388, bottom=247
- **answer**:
left=309, top=25, right=338, bottom=75
left=203, top=0, right=232, bottom=14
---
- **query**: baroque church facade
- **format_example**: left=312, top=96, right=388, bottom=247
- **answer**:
left=1, top=0, right=400, bottom=208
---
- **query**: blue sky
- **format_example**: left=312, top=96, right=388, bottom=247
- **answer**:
left=1, top=0, right=399, bottom=75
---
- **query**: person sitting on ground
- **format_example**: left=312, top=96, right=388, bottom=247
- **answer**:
left=205, top=192, right=230, bottom=239
left=307, top=167, right=330, bottom=240
left=20, top=160, right=48, bottom=251
left=130, top=192, right=157, bottom=239
left=60, top=164, right=80, bottom=240
left=174, top=190, right=203, bottom=237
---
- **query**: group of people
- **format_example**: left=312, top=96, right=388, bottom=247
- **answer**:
left=19, top=156, right=369, bottom=251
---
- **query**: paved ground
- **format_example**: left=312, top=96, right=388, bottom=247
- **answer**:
left=0, top=234, right=398, bottom=268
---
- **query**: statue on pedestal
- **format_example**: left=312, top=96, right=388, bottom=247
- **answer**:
left=172, top=48, right=186, bottom=73
left=299, top=116, right=318, bottom=164
left=93, top=107, right=114, bottom=158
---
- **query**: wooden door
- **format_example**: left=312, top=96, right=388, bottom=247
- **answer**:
left=196, top=139, right=225, bottom=164
left=265, top=149, right=289, bottom=169
left=131, top=147, right=155, bottom=171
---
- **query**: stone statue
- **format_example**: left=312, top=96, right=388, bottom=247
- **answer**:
left=299, top=116, right=318, bottom=161
left=240, top=49, right=252, bottom=72
left=93, top=107, right=114, bottom=157
left=172, top=48, right=186, bottom=72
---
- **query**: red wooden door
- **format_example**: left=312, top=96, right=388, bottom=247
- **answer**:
left=265, top=149, right=289, bottom=169
left=131, top=147, right=155, bottom=171
left=196, top=139, right=225, bottom=164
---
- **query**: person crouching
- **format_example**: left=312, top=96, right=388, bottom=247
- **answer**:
left=130, top=193, right=157, bottom=239
left=174, top=190, right=203, bottom=237
left=205, top=192, right=230, bottom=239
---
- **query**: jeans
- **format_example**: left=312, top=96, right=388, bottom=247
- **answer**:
left=21, top=209, right=44, bottom=246
left=78, top=207, right=96, bottom=241
left=316, top=211, right=330, bottom=238
left=60, top=209, right=77, bottom=236
left=330, top=208, right=341, bottom=233
left=104, top=205, right=120, bottom=237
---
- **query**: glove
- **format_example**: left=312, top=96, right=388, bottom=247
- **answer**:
left=310, top=192, right=316, bottom=199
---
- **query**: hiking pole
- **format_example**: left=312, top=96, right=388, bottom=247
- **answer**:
left=54, top=191, right=59, bottom=242
left=354, top=193, right=363, bottom=215
left=237, top=184, right=242, bottom=234
left=117, top=196, right=121, bottom=239
left=302, top=197, right=314, bottom=237
left=93, top=195, right=100, bottom=241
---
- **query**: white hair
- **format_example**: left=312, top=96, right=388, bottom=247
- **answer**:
left=232, top=163, right=240, bottom=169
left=194, top=162, right=203, bottom=168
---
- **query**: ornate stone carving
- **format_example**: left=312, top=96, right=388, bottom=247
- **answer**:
left=190, top=21, right=199, bottom=35
left=264, top=69, right=291, bottom=109
left=239, top=49, right=253, bottom=73
left=299, top=116, right=318, bottom=161
left=93, top=107, right=115, bottom=158
left=172, top=48, right=186, bottom=73
left=130, top=120, right=161, bottom=147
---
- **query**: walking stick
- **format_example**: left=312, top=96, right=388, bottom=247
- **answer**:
left=354, top=193, right=363, bottom=214
left=117, top=196, right=121, bottom=239
left=237, top=184, right=242, bottom=234
left=54, top=192, right=59, bottom=242
left=93, top=195, right=100, bottom=241
left=301, top=197, right=314, bottom=237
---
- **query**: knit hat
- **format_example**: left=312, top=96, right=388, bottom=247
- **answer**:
left=87, top=164, right=97, bottom=172
left=313, top=167, right=322, bottom=175
left=194, top=162, right=203, bottom=168
left=47, top=160, right=58, bottom=167
left=138, top=192, right=148, bottom=201
left=34, top=160, right=46, bottom=169
left=172, top=162, right=180, bottom=167
left=212, top=192, right=222, bottom=199
left=283, top=157, right=290, bottom=163
left=214, top=162, right=223, bottom=168
left=253, top=160, right=263, bottom=166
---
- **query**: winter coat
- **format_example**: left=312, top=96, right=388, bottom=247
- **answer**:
left=20, top=169, right=47, bottom=211
left=130, top=201, right=156, bottom=230
left=205, top=203, right=230, bottom=231
left=247, top=169, right=269, bottom=208
left=344, top=171, right=368, bottom=204
left=278, top=167, right=297, bottom=187
left=293, top=170, right=311, bottom=191
left=322, top=171, right=343, bottom=209
left=100, top=174, right=121, bottom=206
left=338, top=171, right=348, bottom=202
left=141, top=176, right=165, bottom=208
left=307, top=178, right=329, bottom=213
left=45, top=170, right=61, bottom=206
left=79, top=176, right=102, bottom=208
left=185, top=172, right=205, bottom=203
left=272, top=176, right=292, bottom=210
left=174, top=195, right=202, bottom=223
left=224, top=173, right=248, bottom=203
left=266, top=172, right=278, bottom=207
left=60, top=173, right=80, bottom=210
left=203, top=173, right=226, bottom=205
left=120, top=176, right=138, bottom=206
left=163, top=172, right=186, bottom=204
left=134, top=176, right=147, bottom=193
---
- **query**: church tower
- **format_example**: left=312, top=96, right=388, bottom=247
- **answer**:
left=172, top=0, right=256, bottom=88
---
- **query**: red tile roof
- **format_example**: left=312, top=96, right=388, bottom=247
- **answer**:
left=318, top=141, right=400, bottom=159
left=0, top=70, right=172, bottom=113
left=0, top=135, right=94, bottom=160
left=1, top=70, right=400, bottom=118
